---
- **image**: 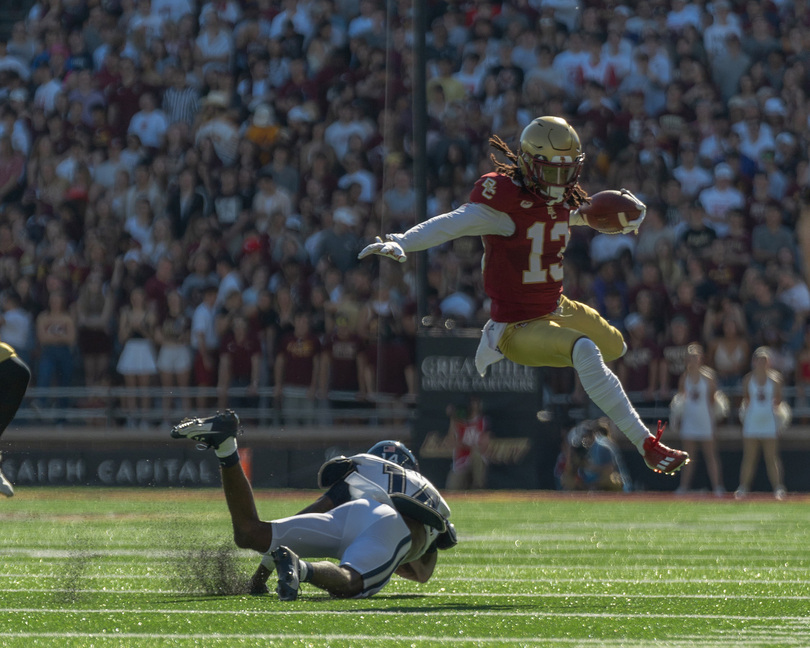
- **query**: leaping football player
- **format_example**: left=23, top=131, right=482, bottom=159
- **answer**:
left=359, top=116, right=689, bottom=476
left=171, top=412, right=456, bottom=600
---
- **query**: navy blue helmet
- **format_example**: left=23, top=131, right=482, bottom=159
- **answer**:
left=367, top=440, right=419, bottom=472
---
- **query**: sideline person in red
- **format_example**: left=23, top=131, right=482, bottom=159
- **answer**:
left=445, top=397, right=490, bottom=490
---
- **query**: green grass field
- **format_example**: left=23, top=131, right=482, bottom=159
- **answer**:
left=1, top=488, right=808, bottom=647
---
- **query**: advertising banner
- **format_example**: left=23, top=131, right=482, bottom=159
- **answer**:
left=414, top=330, right=561, bottom=490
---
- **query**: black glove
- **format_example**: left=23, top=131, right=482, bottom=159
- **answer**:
left=435, top=522, right=457, bottom=550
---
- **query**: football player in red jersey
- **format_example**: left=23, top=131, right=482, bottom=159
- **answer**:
left=360, top=116, right=689, bottom=475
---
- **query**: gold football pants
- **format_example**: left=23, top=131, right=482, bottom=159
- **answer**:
left=497, top=295, right=625, bottom=368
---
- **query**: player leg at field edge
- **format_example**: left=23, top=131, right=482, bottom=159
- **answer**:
left=0, top=348, right=32, bottom=497
left=170, top=411, right=363, bottom=598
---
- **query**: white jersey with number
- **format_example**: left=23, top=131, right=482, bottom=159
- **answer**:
left=350, top=454, right=451, bottom=520
left=318, top=453, right=451, bottom=560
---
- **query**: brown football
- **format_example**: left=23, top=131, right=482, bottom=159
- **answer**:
left=579, top=189, right=645, bottom=234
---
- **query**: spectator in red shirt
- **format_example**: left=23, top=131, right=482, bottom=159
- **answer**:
left=274, top=310, right=321, bottom=425
left=617, top=313, right=660, bottom=405
left=218, top=313, right=261, bottom=411
left=361, top=314, right=416, bottom=418
left=106, top=56, right=150, bottom=139
left=144, top=256, right=177, bottom=321
left=658, top=315, right=693, bottom=400
left=320, top=314, right=366, bottom=418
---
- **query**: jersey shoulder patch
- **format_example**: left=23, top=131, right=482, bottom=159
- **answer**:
left=469, top=172, right=525, bottom=212
left=317, top=457, right=356, bottom=488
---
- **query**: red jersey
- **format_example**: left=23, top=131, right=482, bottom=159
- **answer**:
left=221, top=332, right=261, bottom=380
left=324, top=332, right=362, bottom=391
left=279, top=333, right=321, bottom=387
left=452, top=415, right=489, bottom=471
left=472, top=173, right=571, bottom=322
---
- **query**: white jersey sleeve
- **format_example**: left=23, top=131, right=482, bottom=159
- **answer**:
left=388, top=202, right=515, bottom=252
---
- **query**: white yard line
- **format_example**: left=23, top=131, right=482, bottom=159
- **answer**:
left=2, top=587, right=810, bottom=600
left=1, top=608, right=809, bottom=622
left=0, top=633, right=806, bottom=647
left=2, top=547, right=809, bottom=567
left=2, top=573, right=808, bottom=586
left=2, top=558, right=809, bottom=574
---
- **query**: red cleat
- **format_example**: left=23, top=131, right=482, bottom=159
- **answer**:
left=642, top=421, right=690, bottom=475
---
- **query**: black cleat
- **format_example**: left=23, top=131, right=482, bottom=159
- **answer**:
left=272, top=545, right=301, bottom=601
left=170, top=410, right=241, bottom=449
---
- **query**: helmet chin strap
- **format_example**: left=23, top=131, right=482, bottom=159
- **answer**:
left=545, top=186, right=565, bottom=204
left=521, top=169, right=571, bottom=205
left=528, top=182, right=564, bottom=204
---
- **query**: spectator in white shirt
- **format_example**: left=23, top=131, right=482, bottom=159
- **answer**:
left=777, top=271, right=810, bottom=338
left=731, top=105, right=774, bottom=164
left=666, top=0, right=703, bottom=33
left=92, top=138, right=126, bottom=189
left=191, top=285, right=220, bottom=409
left=673, top=145, right=713, bottom=199
left=32, top=63, right=62, bottom=114
left=214, top=253, right=243, bottom=309
left=601, top=27, right=633, bottom=81
left=269, top=0, right=315, bottom=40
left=337, top=152, right=376, bottom=204
left=703, top=0, right=742, bottom=58
left=552, top=32, right=588, bottom=98
left=453, top=52, right=485, bottom=97
left=200, top=0, right=242, bottom=26
left=127, top=92, right=169, bottom=150
left=128, top=0, right=164, bottom=45
left=195, top=92, right=240, bottom=166
left=698, top=162, right=745, bottom=237
left=195, top=9, right=234, bottom=74
left=347, top=0, right=377, bottom=39
left=252, top=169, right=293, bottom=221
left=324, top=102, right=371, bottom=162
left=641, top=31, right=673, bottom=89
left=151, top=0, right=194, bottom=22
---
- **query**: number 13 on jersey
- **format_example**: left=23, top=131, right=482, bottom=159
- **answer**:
left=523, top=221, right=569, bottom=284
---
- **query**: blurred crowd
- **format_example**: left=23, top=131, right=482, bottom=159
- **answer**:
left=0, top=0, right=810, bottom=424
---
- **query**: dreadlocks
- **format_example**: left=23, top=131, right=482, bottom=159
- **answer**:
left=488, top=135, right=520, bottom=179
left=487, top=134, right=590, bottom=210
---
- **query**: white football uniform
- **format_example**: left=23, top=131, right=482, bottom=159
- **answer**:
left=268, top=498, right=413, bottom=597
left=266, top=453, right=451, bottom=598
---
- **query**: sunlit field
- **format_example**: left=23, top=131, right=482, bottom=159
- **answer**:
left=1, top=488, right=808, bottom=647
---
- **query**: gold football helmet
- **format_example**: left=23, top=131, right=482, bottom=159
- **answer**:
left=518, top=116, right=585, bottom=202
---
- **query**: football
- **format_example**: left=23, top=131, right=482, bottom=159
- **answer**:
left=578, top=189, right=646, bottom=234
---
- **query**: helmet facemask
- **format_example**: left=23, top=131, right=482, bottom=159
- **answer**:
left=517, top=117, right=585, bottom=204
left=518, top=151, right=584, bottom=203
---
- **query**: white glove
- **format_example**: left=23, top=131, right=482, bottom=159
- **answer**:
left=357, top=236, right=407, bottom=263
left=618, top=188, right=646, bottom=234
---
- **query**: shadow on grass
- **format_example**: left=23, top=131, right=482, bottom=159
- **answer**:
left=163, top=592, right=528, bottom=614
